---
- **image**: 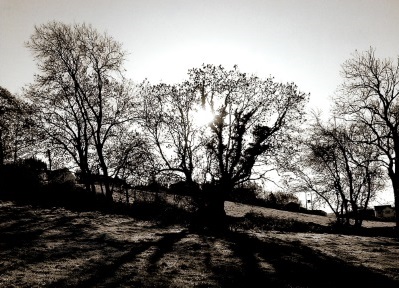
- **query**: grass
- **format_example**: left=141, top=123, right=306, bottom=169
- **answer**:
left=0, top=199, right=398, bottom=287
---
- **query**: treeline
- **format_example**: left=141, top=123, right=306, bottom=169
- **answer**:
left=1, top=21, right=399, bottom=230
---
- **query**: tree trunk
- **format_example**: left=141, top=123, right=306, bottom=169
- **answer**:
left=0, top=130, right=4, bottom=166
left=82, top=171, right=95, bottom=195
left=351, top=201, right=361, bottom=228
left=388, top=165, right=399, bottom=229
left=191, top=182, right=228, bottom=232
left=394, top=183, right=399, bottom=229
left=205, top=182, right=228, bottom=231
left=13, top=140, right=17, bottom=163
left=97, top=145, right=112, bottom=202
left=47, top=149, right=52, bottom=171
left=333, top=212, right=341, bottom=226
left=99, top=181, right=105, bottom=195
left=125, top=187, right=129, bottom=204
left=206, top=191, right=226, bottom=230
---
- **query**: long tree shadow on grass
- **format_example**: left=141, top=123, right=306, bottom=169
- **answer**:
left=0, top=203, right=178, bottom=287
left=1, top=202, right=398, bottom=287
left=68, top=230, right=189, bottom=288
left=210, top=230, right=399, bottom=288
left=0, top=210, right=96, bottom=277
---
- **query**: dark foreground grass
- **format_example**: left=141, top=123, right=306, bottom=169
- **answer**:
left=1, top=200, right=399, bottom=287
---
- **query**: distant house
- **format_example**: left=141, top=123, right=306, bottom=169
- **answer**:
left=374, top=205, right=396, bottom=219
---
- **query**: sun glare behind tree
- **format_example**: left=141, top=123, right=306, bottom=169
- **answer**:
left=193, top=105, right=215, bottom=127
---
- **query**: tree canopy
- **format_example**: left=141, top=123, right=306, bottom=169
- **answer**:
left=25, top=21, right=137, bottom=199
left=334, top=48, right=399, bottom=226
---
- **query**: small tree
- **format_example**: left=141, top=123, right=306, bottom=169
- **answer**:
left=107, top=128, right=156, bottom=203
left=0, top=87, right=37, bottom=165
left=291, top=114, right=385, bottom=227
left=137, top=81, right=205, bottom=187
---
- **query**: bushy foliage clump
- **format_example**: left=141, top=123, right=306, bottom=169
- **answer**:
left=0, top=158, right=46, bottom=202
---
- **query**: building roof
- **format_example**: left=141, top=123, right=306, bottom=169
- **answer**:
left=374, top=205, right=394, bottom=211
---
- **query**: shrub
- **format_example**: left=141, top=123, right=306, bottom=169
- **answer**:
left=284, top=201, right=301, bottom=212
left=0, top=158, right=46, bottom=202
left=268, top=191, right=300, bottom=207
left=169, top=181, right=200, bottom=196
left=226, top=182, right=264, bottom=206
left=307, top=209, right=328, bottom=217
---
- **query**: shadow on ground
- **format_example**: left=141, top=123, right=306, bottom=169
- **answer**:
left=0, top=201, right=398, bottom=288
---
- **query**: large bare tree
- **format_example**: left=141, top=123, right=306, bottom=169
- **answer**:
left=335, top=48, right=399, bottom=227
left=26, top=21, right=133, bottom=200
left=191, top=64, right=308, bottom=227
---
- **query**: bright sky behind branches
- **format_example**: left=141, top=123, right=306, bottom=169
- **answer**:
left=1, top=0, right=399, bottom=116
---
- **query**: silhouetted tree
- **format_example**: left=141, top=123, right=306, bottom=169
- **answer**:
left=0, top=87, right=37, bottom=165
left=138, top=81, right=205, bottom=188
left=26, top=21, right=134, bottom=200
left=0, top=86, right=18, bottom=165
left=334, top=48, right=399, bottom=227
left=290, top=114, right=385, bottom=227
left=192, top=64, right=308, bottom=228
left=107, top=128, right=156, bottom=202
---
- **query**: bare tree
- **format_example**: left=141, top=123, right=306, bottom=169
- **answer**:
left=26, top=21, right=133, bottom=200
left=0, top=87, right=37, bottom=165
left=137, top=81, right=205, bottom=187
left=0, top=86, right=19, bottom=165
left=335, top=48, right=399, bottom=227
left=107, top=127, right=156, bottom=202
left=290, top=114, right=385, bottom=227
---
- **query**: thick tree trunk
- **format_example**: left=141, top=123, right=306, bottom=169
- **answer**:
left=394, top=184, right=399, bottom=229
left=351, top=201, right=362, bottom=228
left=391, top=140, right=399, bottom=229
left=191, top=182, right=228, bottom=232
left=388, top=165, right=399, bottom=229
left=206, top=191, right=227, bottom=230
left=206, top=182, right=229, bottom=231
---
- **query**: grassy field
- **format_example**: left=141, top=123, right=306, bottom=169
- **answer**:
left=0, top=199, right=398, bottom=287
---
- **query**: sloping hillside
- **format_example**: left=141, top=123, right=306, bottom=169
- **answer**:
left=0, top=200, right=398, bottom=287
left=224, top=201, right=396, bottom=228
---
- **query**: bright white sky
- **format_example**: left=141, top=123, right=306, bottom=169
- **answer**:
left=2, top=0, right=399, bottom=114
left=1, top=0, right=398, bottom=206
